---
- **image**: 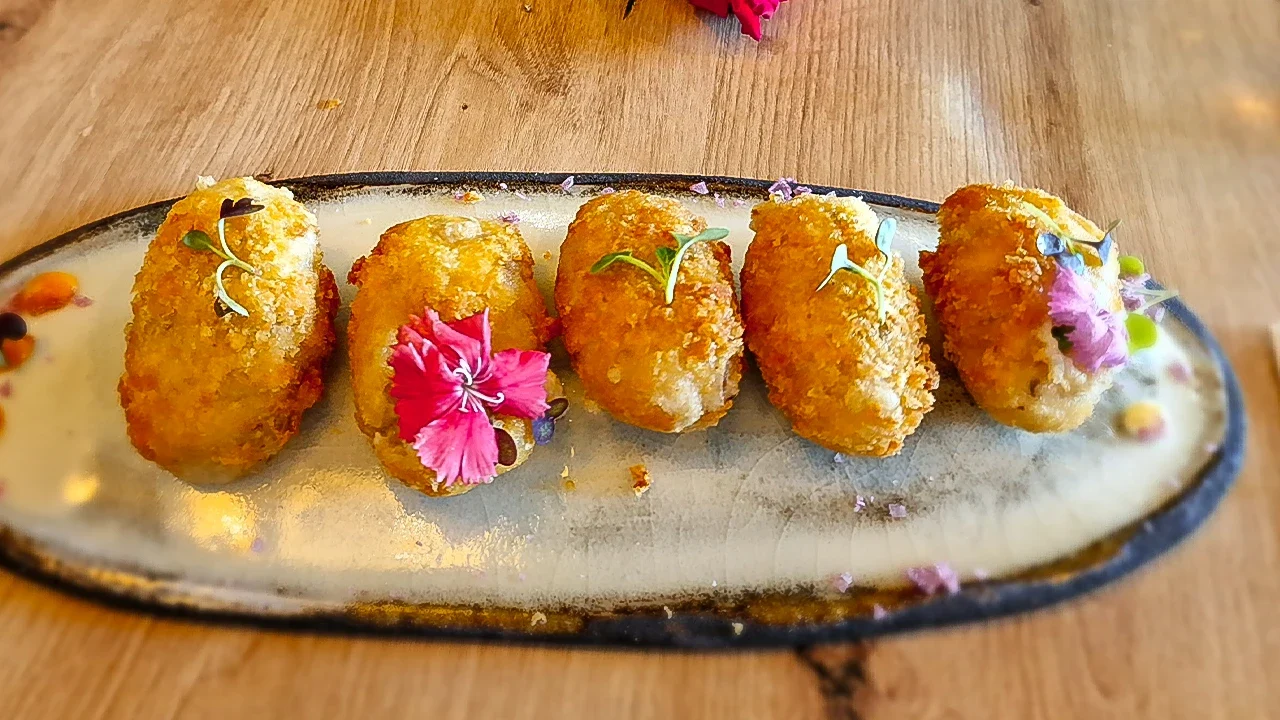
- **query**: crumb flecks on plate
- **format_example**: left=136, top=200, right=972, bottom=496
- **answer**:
left=629, top=464, right=651, bottom=497
left=907, top=563, right=961, bottom=595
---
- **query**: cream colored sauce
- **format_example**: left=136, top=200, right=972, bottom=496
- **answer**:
left=0, top=185, right=1227, bottom=611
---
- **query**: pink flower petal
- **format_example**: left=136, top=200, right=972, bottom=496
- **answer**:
left=600, top=187, right=616, bottom=195
left=419, top=309, right=490, bottom=374
left=412, top=406, right=500, bottom=486
left=888, top=503, right=907, bottom=519
left=690, top=181, right=710, bottom=195
left=389, top=342, right=464, bottom=443
left=714, top=193, right=725, bottom=208
left=498, top=211, right=521, bottom=224
left=831, top=572, right=854, bottom=593
left=1048, top=267, right=1128, bottom=372
left=906, top=563, right=961, bottom=595
left=872, top=604, right=888, bottom=620
left=482, top=348, right=551, bottom=419
left=560, top=176, right=575, bottom=192
left=498, top=182, right=509, bottom=190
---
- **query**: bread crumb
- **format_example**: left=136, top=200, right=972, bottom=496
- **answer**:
left=360, top=218, right=373, bottom=225
left=542, top=251, right=553, bottom=261
left=731, top=622, right=744, bottom=636
left=630, top=464, right=651, bottom=497
left=530, top=611, right=547, bottom=626
left=316, top=98, right=343, bottom=110
left=663, top=606, right=673, bottom=619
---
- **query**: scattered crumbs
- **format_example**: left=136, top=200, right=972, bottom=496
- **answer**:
left=71, top=295, right=94, bottom=308
left=907, top=563, right=961, bottom=595
left=832, top=452, right=847, bottom=464
left=732, top=198, right=747, bottom=207
left=973, top=567, right=990, bottom=581
left=560, top=175, right=575, bottom=192
left=794, top=186, right=813, bottom=195
left=250, top=537, right=265, bottom=553
left=561, top=465, right=570, bottom=479
left=316, top=98, right=343, bottom=110
left=523, top=2, right=533, bottom=11
left=454, top=189, right=484, bottom=204
left=1119, top=401, right=1167, bottom=442
left=0, top=380, right=10, bottom=398
left=630, top=464, right=652, bottom=497
left=711, top=580, right=718, bottom=587
left=80, top=125, right=93, bottom=138
left=530, top=611, right=547, bottom=626
left=600, top=187, right=615, bottom=195
left=582, top=397, right=601, bottom=413
left=415, top=540, right=423, bottom=547
left=690, top=181, right=710, bottom=195
left=360, top=218, right=373, bottom=225
left=498, top=182, right=509, bottom=190
left=1167, top=362, right=1193, bottom=384
left=731, top=622, right=744, bottom=636
left=888, top=503, right=908, bottom=519
left=853, top=495, right=866, bottom=513
left=498, top=210, right=521, bottom=224
left=195, top=175, right=217, bottom=190
left=663, top=606, right=673, bottom=619
left=831, top=572, right=854, bottom=593
left=714, top=193, right=725, bottom=208
left=872, top=604, right=888, bottom=620
left=541, top=250, right=553, bottom=260
left=515, top=190, right=531, bottom=201
left=570, top=446, right=576, bottom=458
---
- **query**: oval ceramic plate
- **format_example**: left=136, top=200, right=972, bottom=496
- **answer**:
left=0, top=173, right=1244, bottom=647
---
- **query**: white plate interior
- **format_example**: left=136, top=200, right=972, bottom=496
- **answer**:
left=0, top=182, right=1227, bottom=614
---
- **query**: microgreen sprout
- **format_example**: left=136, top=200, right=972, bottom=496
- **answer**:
left=590, top=227, right=730, bottom=304
left=1025, top=202, right=1118, bottom=275
left=815, top=217, right=897, bottom=322
left=181, top=198, right=264, bottom=317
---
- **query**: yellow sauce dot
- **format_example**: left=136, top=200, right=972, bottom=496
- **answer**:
left=1120, top=401, right=1166, bottom=441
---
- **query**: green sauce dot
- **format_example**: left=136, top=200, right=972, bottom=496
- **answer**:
left=1126, top=313, right=1159, bottom=351
left=1119, top=255, right=1145, bottom=277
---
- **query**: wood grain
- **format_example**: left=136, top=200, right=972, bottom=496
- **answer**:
left=1, top=0, right=1277, bottom=717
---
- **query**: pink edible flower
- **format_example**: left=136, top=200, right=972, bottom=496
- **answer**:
left=687, top=0, right=789, bottom=41
left=559, top=175, right=575, bottom=192
left=732, top=198, right=747, bottom=207
left=906, top=563, right=961, bottom=595
left=888, top=503, right=907, bottom=519
left=498, top=182, right=509, bottom=191
left=498, top=211, right=521, bottom=224
left=389, top=309, right=551, bottom=487
left=72, top=295, right=94, bottom=308
left=1167, top=362, right=1193, bottom=384
left=872, top=604, right=888, bottom=620
left=714, top=193, right=726, bottom=208
left=515, top=191, right=531, bottom=201
left=690, top=181, right=710, bottom=195
left=600, top=187, right=616, bottom=195
left=831, top=572, right=854, bottom=593
left=794, top=186, right=812, bottom=196
left=768, top=177, right=797, bottom=201
left=853, top=495, right=866, bottom=512
left=1048, top=267, right=1129, bottom=372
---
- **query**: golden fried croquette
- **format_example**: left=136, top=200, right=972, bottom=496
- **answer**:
left=920, top=183, right=1125, bottom=433
left=119, top=177, right=338, bottom=480
left=347, top=215, right=558, bottom=498
left=554, top=190, right=744, bottom=433
left=742, top=194, right=938, bottom=457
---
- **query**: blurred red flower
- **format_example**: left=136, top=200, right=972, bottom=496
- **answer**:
left=688, top=0, right=788, bottom=41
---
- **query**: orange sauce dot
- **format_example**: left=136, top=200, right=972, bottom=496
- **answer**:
left=11, top=272, right=79, bottom=315
left=0, top=336, right=35, bottom=373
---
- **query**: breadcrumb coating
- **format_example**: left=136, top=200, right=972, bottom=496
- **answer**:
left=554, top=190, right=744, bottom=433
left=742, top=195, right=938, bottom=457
left=347, top=215, right=557, bottom=497
left=119, top=177, right=338, bottom=480
left=920, top=183, right=1124, bottom=433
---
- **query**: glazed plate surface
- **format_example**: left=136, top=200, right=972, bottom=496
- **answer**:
left=0, top=173, right=1243, bottom=646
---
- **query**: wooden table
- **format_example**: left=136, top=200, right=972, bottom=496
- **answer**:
left=1, top=0, right=1276, bottom=717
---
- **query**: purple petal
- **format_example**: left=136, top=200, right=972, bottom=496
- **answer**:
left=560, top=176, right=575, bottom=192
left=690, top=181, right=710, bottom=195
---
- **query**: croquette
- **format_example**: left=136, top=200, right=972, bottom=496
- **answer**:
left=920, top=183, right=1126, bottom=433
left=347, top=215, right=558, bottom=497
left=119, top=176, right=338, bottom=480
left=741, top=194, right=938, bottom=457
left=554, top=190, right=744, bottom=433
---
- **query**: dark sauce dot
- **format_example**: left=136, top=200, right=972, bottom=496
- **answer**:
left=546, top=397, right=569, bottom=420
left=0, top=312, right=27, bottom=341
left=494, top=427, right=518, bottom=466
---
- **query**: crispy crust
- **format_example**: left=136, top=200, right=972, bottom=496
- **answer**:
left=346, top=215, right=556, bottom=497
left=554, top=190, right=744, bottom=433
left=118, top=177, right=337, bottom=480
left=741, top=195, right=938, bottom=457
left=920, top=183, right=1124, bottom=433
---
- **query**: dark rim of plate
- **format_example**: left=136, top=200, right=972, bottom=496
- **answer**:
left=0, top=172, right=1247, bottom=649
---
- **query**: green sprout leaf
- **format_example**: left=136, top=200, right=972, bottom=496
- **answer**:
left=816, top=243, right=886, bottom=322
left=874, top=217, right=897, bottom=259
left=1126, top=313, right=1159, bottom=352
left=589, top=227, right=730, bottom=305
left=181, top=230, right=218, bottom=254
